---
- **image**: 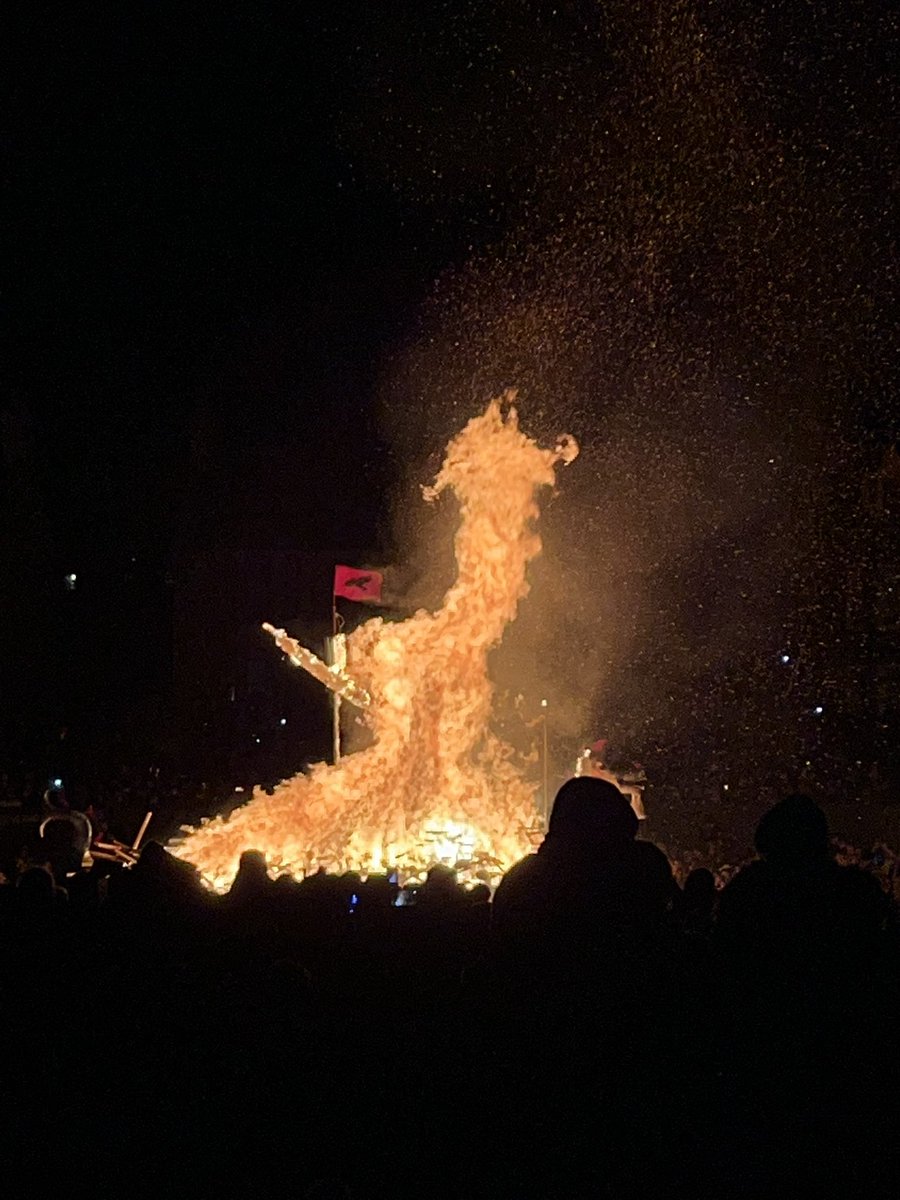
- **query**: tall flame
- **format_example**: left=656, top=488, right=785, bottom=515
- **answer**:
left=170, top=394, right=578, bottom=890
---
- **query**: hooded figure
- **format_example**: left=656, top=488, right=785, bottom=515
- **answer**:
left=718, top=793, right=890, bottom=953
left=492, top=777, right=675, bottom=967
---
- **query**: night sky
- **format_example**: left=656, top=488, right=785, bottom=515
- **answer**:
left=7, top=2, right=899, bottom=802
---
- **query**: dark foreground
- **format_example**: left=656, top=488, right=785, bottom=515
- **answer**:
left=1, top=787, right=898, bottom=1200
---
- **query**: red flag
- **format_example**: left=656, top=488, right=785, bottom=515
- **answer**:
left=334, top=564, right=383, bottom=603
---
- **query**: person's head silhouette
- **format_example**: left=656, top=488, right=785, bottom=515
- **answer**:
left=754, top=793, right=829, bottom=866
left=546, top=776, right=639, bottom=846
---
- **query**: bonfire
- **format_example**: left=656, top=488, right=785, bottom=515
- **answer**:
left=171, top=393, right=577, bottom=890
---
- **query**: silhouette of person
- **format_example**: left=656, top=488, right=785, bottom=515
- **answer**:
left=492, top=776, right=675, bottom=969
left=717, top=793, right=891, bottom=954
left=226, top=849, right=271, bottom=906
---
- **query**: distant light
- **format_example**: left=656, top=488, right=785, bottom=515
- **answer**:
left=279, top=717, right=287, bottom=726
left=52, top=778, right=63, bottom=789
left=253, top=736, right=261, bottom=744
left=64, top=573, right=77, bottom=589
left=813, top=705, right=824, bottom=715
left=723, top=783, right=729, bottom=791
left=540, top=698, right=548, bottom=708
left=780, top=653, right=791, bottom=664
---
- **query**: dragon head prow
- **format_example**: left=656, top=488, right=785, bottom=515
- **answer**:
left=423, top=394, right=578, bottom=505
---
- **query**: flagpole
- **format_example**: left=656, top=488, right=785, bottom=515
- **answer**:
left=329, top=564, right=382, bottom=766
left=331, top=598, right=341, bottom=765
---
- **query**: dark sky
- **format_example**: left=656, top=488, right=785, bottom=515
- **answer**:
left=6, top=2, right=899, bottom=793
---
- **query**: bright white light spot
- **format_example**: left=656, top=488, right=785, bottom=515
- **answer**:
left=723, top=783, right=729, bottom=791
left=540, top=698, right=548, bottom=708
left=64, top=573, right=77, bottom=589
left=52, top=778, right=63, bottom=789
left=780, top=653, right=791, bottom=664
left=813, top=705, right=824, bottom=715
left=279, top=717, right=287, bottom=726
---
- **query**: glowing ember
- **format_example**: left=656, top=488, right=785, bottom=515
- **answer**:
left=170, top=394, right=578, bottom=891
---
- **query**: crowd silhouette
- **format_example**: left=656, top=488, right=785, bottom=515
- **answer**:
left=0, top=778, right=897, bottom=1198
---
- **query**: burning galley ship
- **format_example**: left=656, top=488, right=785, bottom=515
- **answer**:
left=172, top=395, right=578, bottom=891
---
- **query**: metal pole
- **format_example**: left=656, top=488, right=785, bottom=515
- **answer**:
left=132, top=810, right=153, bottom=852
left=541, top=698, right=549, bottom=826
left=331, top=602, right=341, bottom=765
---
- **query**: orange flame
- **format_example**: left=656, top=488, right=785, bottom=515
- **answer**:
left=170, top=394, right=578, bottom=890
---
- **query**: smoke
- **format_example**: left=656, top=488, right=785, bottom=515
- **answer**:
left=363, top=3, right=892, bottom=774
